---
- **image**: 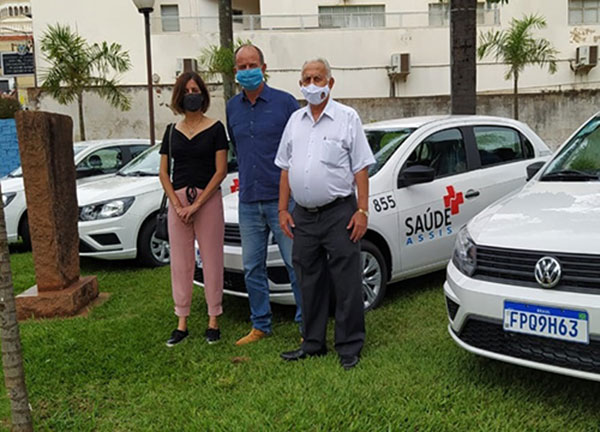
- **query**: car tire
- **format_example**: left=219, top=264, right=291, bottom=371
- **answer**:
left=361, top=239, right=388, bottom=311
left=18, top=214, right=31, bottom=250
left=137, top=217, right=170, bottom=267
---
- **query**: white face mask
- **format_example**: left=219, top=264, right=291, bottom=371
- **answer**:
left=301, top=83, right=330, bottom=106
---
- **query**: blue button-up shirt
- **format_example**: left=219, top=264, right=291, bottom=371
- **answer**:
left=226, top=84, right=300, bottom=203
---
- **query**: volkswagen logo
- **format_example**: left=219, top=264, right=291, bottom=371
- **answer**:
left=534, top=256, right=562, bottom=288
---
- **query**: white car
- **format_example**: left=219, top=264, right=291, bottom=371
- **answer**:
left=2, top=139, right=152, bottom=248
left=77, top=144, right=239, bottom=267
left=194, top=115, right=552, bottom=309
left=445, top=112, right=600, bottom=381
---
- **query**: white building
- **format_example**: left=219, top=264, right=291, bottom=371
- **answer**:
left=26, top=0, right=600, bottom=143
left=30, top=0, right=600, bottom=98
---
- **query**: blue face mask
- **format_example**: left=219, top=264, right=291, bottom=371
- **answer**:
left=236, top=68, right=264, bottom=90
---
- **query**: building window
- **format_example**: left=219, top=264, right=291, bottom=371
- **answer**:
left=318, top=5, right=385, bottom=28
left=8, top=6, right=13, bottom=16
left=428, top=2, right=488, bottom=26
left=161, top=5, right=180, bottom=32
left=569, top=0, right=600, bottom=25
left=232, top=9, right=243, bottom=24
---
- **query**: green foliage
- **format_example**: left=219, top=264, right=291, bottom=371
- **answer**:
left=5, top=246, right=600, bottom=430
left=199, top=38, right=265, bottom=83
left=477, top=14, right=558, bottom=81
left=39, top=24, right=132, bottom=111
left=0, top=97, right=21, bottom=119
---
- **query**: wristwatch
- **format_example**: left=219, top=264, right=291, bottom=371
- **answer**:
left=357, top=208, right=369, bottom=217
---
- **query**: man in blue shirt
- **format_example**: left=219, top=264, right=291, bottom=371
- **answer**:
left=226, top=44, right=302, bottom=345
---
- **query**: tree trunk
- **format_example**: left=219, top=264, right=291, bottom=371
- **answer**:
left=450, top=0, right=477, bottom=115
left=219, top=0, right=235, bottom=102
left=77, top=91, right=86, bottom=141
left=0, top=184, right=33, bottom=432
left=513, top=72, right=519, bottom=120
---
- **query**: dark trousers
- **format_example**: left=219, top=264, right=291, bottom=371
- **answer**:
left=292, top=196, right=365, bottom=357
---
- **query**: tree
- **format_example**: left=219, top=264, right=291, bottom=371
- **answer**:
left=39, top=24, right=131, bottom=141
left=478, top=14, right=558, bottom=119
left=449, top=0, right=507, bottom=115
left=199, top=38, right=253, bottom=93
left=218, top=0, right=235, bottom=102
left=0, top=185, right=33, bottom=431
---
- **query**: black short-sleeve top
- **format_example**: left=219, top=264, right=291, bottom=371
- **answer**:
left=160, top=121, right=229, bottom=190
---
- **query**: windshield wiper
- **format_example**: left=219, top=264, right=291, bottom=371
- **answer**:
left=541, top=170, right=599, bottom=181
left=122, top=170, right=157, bottom=177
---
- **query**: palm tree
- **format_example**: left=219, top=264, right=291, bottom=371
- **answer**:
left=39, top=24, right=132, bottom=141
left=477, top=14, right=558, bottom=119
left=218, top=0, right=235, bottom=102
left=0, top=184, right=33, bottom=431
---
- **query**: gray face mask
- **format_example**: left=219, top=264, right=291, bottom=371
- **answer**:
left=183, top=93, right=204, bottom=112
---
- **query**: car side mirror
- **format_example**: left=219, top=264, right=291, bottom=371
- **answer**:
left=526, top=161, right=545, bottom=181
left=398, top=165, right=435, bottom=187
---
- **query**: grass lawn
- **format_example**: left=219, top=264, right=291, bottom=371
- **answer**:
left=2, top=245, right=600, bottom=431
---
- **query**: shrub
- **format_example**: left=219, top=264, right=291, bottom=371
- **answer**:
left=0, top=97, right=21, bottom=119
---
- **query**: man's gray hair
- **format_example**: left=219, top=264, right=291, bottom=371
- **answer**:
left=301, top=58, right=332, bottom=79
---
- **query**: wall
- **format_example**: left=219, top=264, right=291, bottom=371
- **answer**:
left=0, top=118, right=19, bottom=176
left=31, top=85, right=600, bottom=151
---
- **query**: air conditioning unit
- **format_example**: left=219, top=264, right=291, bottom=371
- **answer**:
left=389, top=53, right=410, bottom=79
left=575, top=45, right=598, bottom=71
left=175, top=58, right=198, bottom=76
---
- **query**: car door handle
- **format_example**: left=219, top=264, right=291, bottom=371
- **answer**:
left=465, top=189, right=480, bottom=199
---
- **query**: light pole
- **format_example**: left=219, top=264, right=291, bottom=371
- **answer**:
left=132, top=0, right=156, bottom=146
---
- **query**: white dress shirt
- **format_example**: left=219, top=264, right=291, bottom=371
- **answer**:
left=275, top=99, right=375, bottom=208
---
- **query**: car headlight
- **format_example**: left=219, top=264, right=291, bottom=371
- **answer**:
left=452, top=227, right=477, bottom=277
left=2, top=192, right=16, bottom=208
left=79, top=197, right=135, bottom=221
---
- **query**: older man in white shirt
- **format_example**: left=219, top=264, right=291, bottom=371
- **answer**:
left=275, top=58, right=375, bottom=370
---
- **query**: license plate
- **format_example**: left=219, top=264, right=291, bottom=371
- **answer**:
left=503, top=301, right=589, bottom=344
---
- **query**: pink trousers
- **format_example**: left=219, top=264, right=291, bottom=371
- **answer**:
left=168, top=187, right=224, bottom=317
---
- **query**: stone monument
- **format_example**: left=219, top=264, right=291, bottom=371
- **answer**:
left=14, top=111, right=98, bottom=320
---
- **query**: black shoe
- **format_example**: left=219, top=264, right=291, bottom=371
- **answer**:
left=166, top=329, right=189, bottom=347
left=280, top=347, right=327, bottom=361
left=205, top=327, right=221, bottom=344
left=339, top=355, right=360, bottom=370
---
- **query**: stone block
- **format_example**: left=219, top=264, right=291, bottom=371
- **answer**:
left=15, top=276, right=99, bottom=320
left=15, top=111, right=79, bottom=292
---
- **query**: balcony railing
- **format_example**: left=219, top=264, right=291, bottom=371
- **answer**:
left=151, top=10, right=500, bottom=34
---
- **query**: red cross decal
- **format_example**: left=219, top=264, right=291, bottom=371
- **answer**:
left=443, top=185, right=464, bottom=215
left=230, top=178, right=239, bottom=193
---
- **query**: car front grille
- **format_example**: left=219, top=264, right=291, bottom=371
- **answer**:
left=457, top=317, right=600, bottom=373
left=224, top=223, right=241, bottom=245
left=194, top=267, right=247, bottom=294
left=473, top=246, right=600, bottom=293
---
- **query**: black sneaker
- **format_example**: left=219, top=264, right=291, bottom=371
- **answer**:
left=166, top=329, right=188, bottom=347
left=205, top=327, right=221, bottom=344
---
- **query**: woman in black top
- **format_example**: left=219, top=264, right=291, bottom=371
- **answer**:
left=159, top=72, right=228, bottom=347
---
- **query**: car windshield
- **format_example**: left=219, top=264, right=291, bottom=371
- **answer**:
left=367, top=128, right=415, bottom=176
left=7, top=145, right=87, bottom=178
left=541, top=116, right=600, bottom=181
left=118, top=144, right=160, bottom=176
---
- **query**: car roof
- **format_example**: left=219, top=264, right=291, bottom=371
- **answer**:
left=363, top=115, right=527, bottom=131
left=73, top=139, right=152, bottom=149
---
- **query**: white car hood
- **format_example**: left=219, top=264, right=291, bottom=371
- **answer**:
left=1, top=177, right=24, bottom=193
left=469, top=181, right=600, bottom=254
left=77, top=174, right=161, bottom=206
left=223, top=191, right=240, bottom=224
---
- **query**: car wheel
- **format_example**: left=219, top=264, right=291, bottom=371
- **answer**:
left=18, top=214, right=31, bottom=250
left=137, top=217, right=170, bottom=267
left=361, top=239, right=388, bottom=311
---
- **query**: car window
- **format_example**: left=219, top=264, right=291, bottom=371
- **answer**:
left=76, top=146, right=124, bottom=176
left=406, top=128, right=467, bottom=178
left=118, top=145, right=160, bottom=176
left=474, top=126, right=526, bottom=167
left=227, top=141, right=238, bottom=173
left=130, top=145, right=149, bottom=160
left=366, top=128, right=415, bottom=176
left=542, top=116, right=600, bottom=178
